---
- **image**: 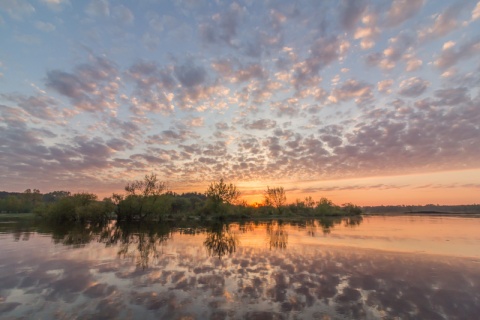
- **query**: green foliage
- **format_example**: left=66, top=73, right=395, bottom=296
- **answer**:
left=2, top=180, right=365, bottom=223
left=0, top=196, right=22, bottom=213
left=275, top=196, right=361, bottom=217
left=314, top=197, right=341, bottom=216
left=42, top=191, right=71, bottom=203
left=341, top=203, right=363, bottom=215
left=39, top=192, right=112, bottom=223
left=205, top=179, right=240, bottom=214
left=0, top=190, right=71, bottom=213
left=125, top=173, right=166, bottom=197
left=113, top=173, right=167, bottom=221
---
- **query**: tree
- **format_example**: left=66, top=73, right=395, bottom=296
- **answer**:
left=205, top=178, right=240, bottom=213
left=341, top=203, right=362, bottom=215
left=43, top=191, right=71, bottom=203
left=117, top=173, right=167, bottom=221
left=264, top=186, right=286, bottom=214
left=41, top=192, right=111, bottom=223
left=304, top=196, right=315, bottom=209
left=4, top=195, right=21, bottom=213
left=22, top=189, right=42, bottom=212
left=125, top=173, right=166, bottom=198
left=315, top=197, right=339, bottom=216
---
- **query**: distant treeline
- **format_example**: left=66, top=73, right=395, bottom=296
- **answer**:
left=363, top=204, right=480, bottom=214
left=0, top=189, right=71, bottom=213
left=0, top=175, right=361, bottom=223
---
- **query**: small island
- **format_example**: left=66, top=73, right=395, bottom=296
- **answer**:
left=1, top=174, right=362, bottom=224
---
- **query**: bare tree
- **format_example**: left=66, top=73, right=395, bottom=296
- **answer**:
left=125, top=173, right=166, bottom=197
left=264, top=186, right=286, bottom=214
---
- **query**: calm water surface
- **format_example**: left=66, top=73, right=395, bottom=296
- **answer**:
left=1, top=215, right=479, bottom=319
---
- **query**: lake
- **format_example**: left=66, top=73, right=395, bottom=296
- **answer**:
left=1, top=215, right=479, bottom=319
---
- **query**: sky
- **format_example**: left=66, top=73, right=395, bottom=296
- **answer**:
left=0, top=0, right=479, bottom=206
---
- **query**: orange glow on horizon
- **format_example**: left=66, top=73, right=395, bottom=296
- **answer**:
left=87, top=169, right=480, bottom=206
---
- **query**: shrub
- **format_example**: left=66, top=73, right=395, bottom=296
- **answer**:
left=341, top=203, right=363, bottom=215
left=40, top=192, right=113, bottom=223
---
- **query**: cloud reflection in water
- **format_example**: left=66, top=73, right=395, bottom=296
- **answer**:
left=0, top=217, right=479, bottom=319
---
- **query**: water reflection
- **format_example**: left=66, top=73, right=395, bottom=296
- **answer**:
left=266, top=221, right=288, bottom=249
left=99, top=223, right=171, bottom=269
left=1, top=215, right=479, bottom=319
left=4, top=216, right=363, bottom=263
left=203, top=223, right=239, bottom=258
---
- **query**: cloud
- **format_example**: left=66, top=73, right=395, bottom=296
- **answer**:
left=293, top=36, right=348, bottom=89
left=112, top=5, right=134, bottom=26
left=1, top=0, right=480, bottom=196
left=200, top=2, right=245, bottom=46
left=244, top=119, right=277, bottom=130
left=185, top=117, right=204, bottom=127
left=212, top=59, right=265, bottom=83
left=385, top=0, right=425, bottom=27
left=434, top=87, right=470, bottom=106
left=329, top=79, right=373, bottom=105
left=174, top=62, right=207, bottom=88
left=46, top=55, right=119, bottom=113
left=125, top=61, right=176, bottom=115
left=0, top=0, right=35, bottom=19
left=434, top=38, right=480, bottom=70
left=271, top=98, right=301, bottom=117
left=14, top=34, right=41, bottom=45
left=1, top=94, right=59, bottom=121
left=473, top=1, right=480, bottom=21
left=354, top=12, right=380, bottom=49
left=365, top=31, right=416, bottom=71
left=147, top=128, right=196, bottom=145
left=339, top=0, right=366, bottom=31
left=404, top=55, right=422, bottom=72
left=35, top=21, right=56, bottom=32
left=40, top=0, right=70, bottom=11
left=86, top=0, right=110, bottom=17
left=0, top=109, right=126, bottom=191
left=398, top=77, right=429, bottom=97
left=418, top=2, right=469, bottom=41
left=377, top=79, right=394, bottom=94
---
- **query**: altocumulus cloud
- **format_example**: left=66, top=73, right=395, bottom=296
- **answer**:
left=0, top=0, right=479, bottom=198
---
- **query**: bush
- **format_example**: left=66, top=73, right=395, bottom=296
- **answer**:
left=39, top=193, right=113, bottom=223
left=341, top=203, right=363, bottom=215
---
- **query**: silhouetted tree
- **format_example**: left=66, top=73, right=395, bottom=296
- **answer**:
left=205, top=178, right=240, bottom=213
left=42, top=191, right=71, bottom=203
left=264, top=186, right=286, bottom=214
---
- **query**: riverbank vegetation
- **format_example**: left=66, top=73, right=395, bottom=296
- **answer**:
left=0, top=174, right=362, bottom=223
left=2, top=175, right=479, bottom=224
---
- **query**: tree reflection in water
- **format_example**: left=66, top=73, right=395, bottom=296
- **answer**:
left=203, top=223, right=239, bottom=258
left=2, top=215, right=480, bottom=319
left=34, top=221, right=173, bottom=268
left=99, top=222, right=171, bottom=269
left=315, top=215, right=364, bottom=234
left=6, top=216, right=363, bottom=266
left=38, top=221, right=106, bottom=248
left=266, top=221, right=288, bottom=249
left=344, top=215, right=363, bottom=227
